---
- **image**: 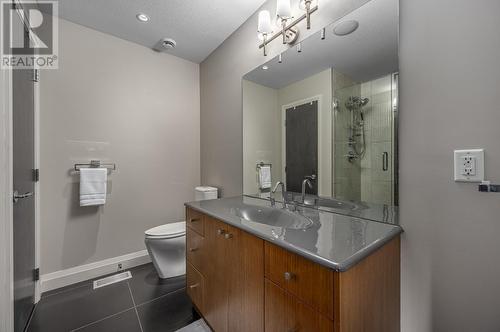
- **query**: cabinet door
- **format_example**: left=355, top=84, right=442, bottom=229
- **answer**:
left=265, top=242, right=334, bottom=320
left=186, top=263, right=204, bottom=312
left=226, top=225, right=264, bottom=332
left=186, top=227, right=206, bottom=274
left=203, top=217, right=228, bottom=332
left=265, top=279, right=333, bottom=332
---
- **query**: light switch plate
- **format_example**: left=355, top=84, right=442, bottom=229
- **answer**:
left=454, top=149, right=484, bottom=182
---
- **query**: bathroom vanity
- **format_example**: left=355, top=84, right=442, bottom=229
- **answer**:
left=185, top=196, right=401, bottom=332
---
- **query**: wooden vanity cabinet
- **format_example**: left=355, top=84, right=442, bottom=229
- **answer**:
left=186, top=207, right=400, bottom=332
left=186, top=209, right=264, bottom=332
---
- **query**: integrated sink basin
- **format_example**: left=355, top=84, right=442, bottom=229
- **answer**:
left=315, top=198, right=361, bottom=211
left=230, top=205, right=313, bottom=230
left=300, top=196, right=362, bottom=211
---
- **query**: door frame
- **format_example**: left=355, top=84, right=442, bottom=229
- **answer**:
left=280, top=95, right=322, bottom=193
left=0, top=59, right=15, bottom=332
left=0, top=4, right=43, bottom=331
left=34, top=68, right=41, bottom=302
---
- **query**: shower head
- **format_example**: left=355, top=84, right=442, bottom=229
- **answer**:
left=345, top=96, right=369, bottom=110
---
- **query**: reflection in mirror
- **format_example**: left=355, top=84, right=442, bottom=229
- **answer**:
left=243, top=0, right=399, bottom=222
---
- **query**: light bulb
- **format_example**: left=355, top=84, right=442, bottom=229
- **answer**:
left=276, top=0, right=292, bottom=19
left=257, top=10, right=273, bottom=34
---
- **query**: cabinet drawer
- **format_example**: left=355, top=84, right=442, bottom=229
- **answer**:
left=187, top=263, right=204, bottom=312
left=265, top=279, right=333, bottom=332
left=186, top=208, right=205, bottom=236
left=265, top=242, right=334, bottom=320
left=186, top=227, right=206, bottom=274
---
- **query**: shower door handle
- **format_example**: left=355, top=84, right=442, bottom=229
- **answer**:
left=382, top=152, right=389, bottom=171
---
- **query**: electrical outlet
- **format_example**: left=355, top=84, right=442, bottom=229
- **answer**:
left=454, top=149, right=484, bottom=182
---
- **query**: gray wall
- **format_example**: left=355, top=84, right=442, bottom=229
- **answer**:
left=399, top=0, right=500, bottom=331
left=40, top=18, right=200, bottom=274
left=200, top=0, right=370, bottom=196
left=201, top=0, right=500, bottom=330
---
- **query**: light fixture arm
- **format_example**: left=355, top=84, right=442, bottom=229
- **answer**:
left=263, top=34, right=268, bottom=56
left=281, top=19, right=287, bottom=44
left=258, top=5, right=318, bottom=51
left=304, top=0, right=312, bottom=29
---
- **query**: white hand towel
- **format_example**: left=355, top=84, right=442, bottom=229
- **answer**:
left=258, top=165, right=272, bottom=189
left=79, top=168, right=107, bottom=206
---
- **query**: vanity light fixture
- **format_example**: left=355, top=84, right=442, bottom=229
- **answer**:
left=136, top=13, right=150, bottom=22
left=257, top=0, right=318, bottom=56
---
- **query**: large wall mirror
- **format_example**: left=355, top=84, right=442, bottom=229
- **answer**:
left=243, top=0, right=399, bottom=222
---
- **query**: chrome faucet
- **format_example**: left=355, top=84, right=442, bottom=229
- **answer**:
left=301, top=175, right=316, bottom=204
left=271, top=181, right=286, bottom=208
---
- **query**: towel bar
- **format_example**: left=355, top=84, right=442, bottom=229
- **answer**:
left=74, top=160, right=116, bottom=171
left=256, top=162, right=272, bottom=170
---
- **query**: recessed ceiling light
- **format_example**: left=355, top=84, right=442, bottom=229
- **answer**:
left=333, top=20, right=359, bottom=36
left=136, top=13, right=150, bottom=22
left=262, top=65, right=269, bottom=70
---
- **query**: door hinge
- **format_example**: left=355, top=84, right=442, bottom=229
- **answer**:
left=32, top=69, right=40, bottom=82
left=34, top=268, right=40, bottom=281
left=33, top=169, right=39, bottom=182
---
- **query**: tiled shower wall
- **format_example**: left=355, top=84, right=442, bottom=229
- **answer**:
left=333, top=71, right=361, bottom=201
left=334, top=71, right=396, bottom=205
left=360, top=75, right=395, bottom=204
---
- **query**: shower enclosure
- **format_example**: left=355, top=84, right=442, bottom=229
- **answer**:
left=333, top=72, right=398, bottom=205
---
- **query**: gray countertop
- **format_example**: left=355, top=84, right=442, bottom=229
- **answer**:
left=185, top=196, right=402, bottom=272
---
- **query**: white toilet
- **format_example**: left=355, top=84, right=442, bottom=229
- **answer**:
left=145, top=186, right=218, bottom=279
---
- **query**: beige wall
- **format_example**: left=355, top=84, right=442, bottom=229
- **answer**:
left=399, top=0, right=500, bottom=330
left=242, top=80, right=280, bottom=194
left=277, top=69, right=332, bottom=196
left=40, top=19, right=200, bottom=274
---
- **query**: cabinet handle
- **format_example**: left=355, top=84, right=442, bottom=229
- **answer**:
left=189, top=218, right=201, bottom=223
left=284, top=272, right=295, bottom=281
left=189, top=283, right=199, bottom=289
left=217, top=229, right=225, bottom=235
left=189, top=247, right=198, bottom=252
left=224, top=233, right=233, bottom=239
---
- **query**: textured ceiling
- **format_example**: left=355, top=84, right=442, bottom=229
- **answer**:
left=54, top=0, right=267, bottom=63
left=244, top=0, right=398, bottom=88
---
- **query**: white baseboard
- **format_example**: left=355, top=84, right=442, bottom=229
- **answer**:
left=40, top=250, right=151, bottom=293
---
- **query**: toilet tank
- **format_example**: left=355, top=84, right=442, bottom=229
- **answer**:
left=195, top=186, right=218, bottom=201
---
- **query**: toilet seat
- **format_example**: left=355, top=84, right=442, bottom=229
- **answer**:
left=145, top=221, right=186, bottom=239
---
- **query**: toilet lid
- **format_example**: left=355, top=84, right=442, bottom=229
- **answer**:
left=145, top=222, right=186, bottom=238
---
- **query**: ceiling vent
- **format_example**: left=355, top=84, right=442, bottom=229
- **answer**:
left=153, top=38, right=177, bottom=52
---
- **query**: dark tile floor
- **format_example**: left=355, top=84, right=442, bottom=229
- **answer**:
left=27, top=263, right=200, bottom=332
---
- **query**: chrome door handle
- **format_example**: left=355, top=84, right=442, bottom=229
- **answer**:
left=382, top=152, right=389, bottom=171
left=224, top=233, right=233, bottom=239
left=13, top=190, right=34, bottom=203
